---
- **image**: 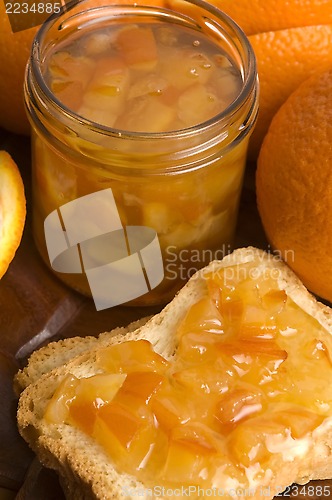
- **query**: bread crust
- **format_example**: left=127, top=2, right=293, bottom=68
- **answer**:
left=16, top=247, right=332, bottom=499
left=14, top=316, right=151, bottom=394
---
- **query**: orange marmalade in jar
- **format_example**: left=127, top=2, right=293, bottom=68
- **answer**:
left=25, top=0, right=258, bottom=307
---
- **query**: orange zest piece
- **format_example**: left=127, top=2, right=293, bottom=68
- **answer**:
left=116, top=26, right=158, bottom=69
left=96, top=339, right=170, bottom=374
left=52, top=80, right=84, bottom=111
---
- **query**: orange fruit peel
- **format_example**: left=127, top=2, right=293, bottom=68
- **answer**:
left=256, top=66, right=332, bottom=302
left=167, top=0, right=332, bottom=35
left=0, top=151, right=26, bottom=279
left=247, top=24, right=332, bottom=161
left=206, top=0, right=332, bottom=36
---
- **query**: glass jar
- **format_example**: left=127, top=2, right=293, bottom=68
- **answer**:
left=24, top=0, right=258, bottom=309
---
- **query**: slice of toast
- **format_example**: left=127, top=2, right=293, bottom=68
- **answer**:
left=14, top=316, right=151, bottom=393
left=16, top=247, right=332, bottom=500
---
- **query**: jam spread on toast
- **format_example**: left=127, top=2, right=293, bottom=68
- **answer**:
left=44, top=261, right=332, bottom=489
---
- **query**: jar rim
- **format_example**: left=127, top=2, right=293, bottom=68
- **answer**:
left=29, top=0, right=257, bottom=141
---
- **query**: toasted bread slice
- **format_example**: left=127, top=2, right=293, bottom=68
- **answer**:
left=14, top=316, right=151, bottom=394
left=16, top=247, right=332, bottom=500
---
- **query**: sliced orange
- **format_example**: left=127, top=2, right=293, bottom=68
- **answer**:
left=0, top=151, right=26, bottom=279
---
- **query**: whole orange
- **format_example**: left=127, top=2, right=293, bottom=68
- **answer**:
left=167, top=0, right=332, bottom=35
left=208, top=0, right=332, bottom=35
left=256, top=66, right=332, bottom=302
left=248, top=24, right=332, bottom=161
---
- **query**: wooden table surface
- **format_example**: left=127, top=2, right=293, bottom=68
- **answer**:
left=0, top=127, right=330, bottom=499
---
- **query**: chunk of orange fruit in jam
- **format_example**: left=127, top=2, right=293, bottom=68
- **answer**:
left=35, top=21, right=245, bottom=303
left=214, top=384, right=265, bottom=433
left=44, top=260, right=332, bottom=490
left=96, top=339, right=169, bottom=374
left=161, top=424, right=218, bottom=485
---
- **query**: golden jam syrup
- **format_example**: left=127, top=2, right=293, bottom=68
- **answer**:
left=45, top=24, right=242, bottom=131
left=45, top=261, right=332, bottom=490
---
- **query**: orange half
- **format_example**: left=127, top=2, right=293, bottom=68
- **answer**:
left=0, top=151, right=26, bottom=279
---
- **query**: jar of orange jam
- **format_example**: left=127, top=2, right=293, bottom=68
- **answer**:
left=24, top=0, right=258, bottom=307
